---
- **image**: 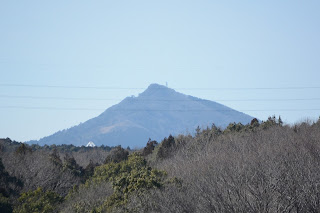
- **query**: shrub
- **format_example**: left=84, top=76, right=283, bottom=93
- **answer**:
left=63, top=154, right=83, bottom=176
left=104, top=146, right=129, bottom=164
left=49, top=149, right=62, bottom=167
left=15, top=144, right=32, bottom=155
left=261, top=115, right=282, bottom=129
left=13, top=187, right=63, bottom=213
left=0, top=193, right=12, bottom=213
left=141, top=139, right=158, bottom=156
left=224, top=122, right=245, bottom=133
left=156, top=135, right=175, bottom=159
left=91, top=153, right=167, bottom=212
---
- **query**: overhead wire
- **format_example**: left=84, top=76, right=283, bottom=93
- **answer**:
left=0, top=95, right=320, bottom=102
left=1, top=83, right=320, bottom=90
left=1, top=83, right=319, bottom=112
left=0, top=106, right=319, bottom=112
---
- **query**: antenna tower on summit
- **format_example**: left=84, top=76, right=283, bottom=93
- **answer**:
left=166, top=82, right=168, bottom=87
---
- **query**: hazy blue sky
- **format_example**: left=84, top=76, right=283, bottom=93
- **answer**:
left=1, top=1, right=319, bottom=142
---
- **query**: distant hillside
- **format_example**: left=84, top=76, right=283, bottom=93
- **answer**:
left=29, top=84, right=254, bottom=147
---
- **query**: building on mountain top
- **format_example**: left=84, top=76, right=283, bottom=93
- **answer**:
left=86, top=141, right=96, bottom=147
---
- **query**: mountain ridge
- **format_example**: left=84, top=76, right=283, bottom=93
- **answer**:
left=28, top=84, right=254, bottom=147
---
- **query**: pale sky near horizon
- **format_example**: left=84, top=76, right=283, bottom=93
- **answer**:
left=1, top=1, right=320, bottom=142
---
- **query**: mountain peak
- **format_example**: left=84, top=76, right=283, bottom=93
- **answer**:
left=147, top=83, right=168, bottom=90
left=139, top=83, right=175, bottom=98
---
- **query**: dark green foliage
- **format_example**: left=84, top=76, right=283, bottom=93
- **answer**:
left=261, top=115, right=282, bottom=129
left=250, top=118, right=260, bottom=127
left=0, top=138, right=21, bottom=152
left=56, top=153, right=167, bottom=212
left=13, top=187, right=63, bottom=213
left=0, top=193, right=12, bottom=213
left=49, top=149, right=62, bottom=167
left=156, top=135, right=175, bottom=159
left=63, top=153, right=83, bottom=176
left=15, top=144, right=32, bottom=155
left=141, top=139, right=158, bottom=156
left=0, top=158, right=23, bottom=198
left=223, top=118, right=261, bottom=133
left=210, top=123, right=223, bottom=136
left=91, top=153, right=167, bottom=212
left=82, top=160, right=99, bottom=181
left=278, top=115, right=283, bottom=126
left=195, top=126, right=201, bottom=136
left=224, top=122, right=245, bottom=133
left=104, top=146, right=129, bottom=164
left=30, top=144, right=41, bottom=151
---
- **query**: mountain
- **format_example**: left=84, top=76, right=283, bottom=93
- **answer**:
left=29, top=84, right=254, bottom=147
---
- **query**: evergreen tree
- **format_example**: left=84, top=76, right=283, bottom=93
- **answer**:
left=157, top=135, right=175, bottom=159
left=142, top=139, right=158, bottom=156
left=13, top=187, right=63, bottom=213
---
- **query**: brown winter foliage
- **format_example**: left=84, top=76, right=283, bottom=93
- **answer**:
left=1, top=116, right=320, bottom=212
left=131, top=117, right=320, bottom=212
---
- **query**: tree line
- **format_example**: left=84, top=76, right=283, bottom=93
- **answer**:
left=1, top=115, right=320, bottom=212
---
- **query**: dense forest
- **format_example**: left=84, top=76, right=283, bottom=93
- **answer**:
left=1, top=116, right=320, bottom=212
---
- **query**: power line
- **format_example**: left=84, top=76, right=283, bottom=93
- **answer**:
left=0, top=95, right=119, bottom=101
left=0, top=83, right=320, bottom=90
left=0, top=106, right=104, bottom=111
left=0, top=106, right=319, bottom=112
left=1, top=95, right=320, bottom=102
left=177, top=87, right=320, bottom=90
left=0, top=83, right=144, bottom=90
